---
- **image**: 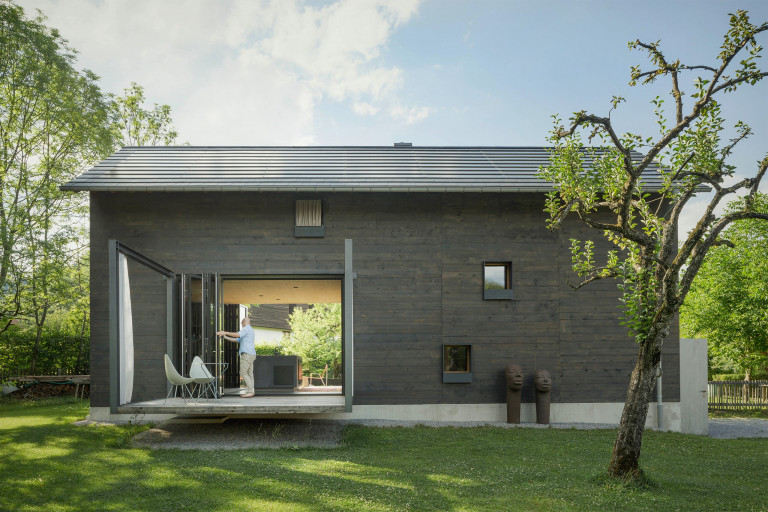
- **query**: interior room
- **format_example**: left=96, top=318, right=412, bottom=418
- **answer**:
left=186, top=277, right=343, bottom=396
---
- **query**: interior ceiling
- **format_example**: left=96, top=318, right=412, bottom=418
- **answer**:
left=192, top=279, right=341, bottom=304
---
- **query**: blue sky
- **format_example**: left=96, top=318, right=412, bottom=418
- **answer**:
left=18, top=0, right=768, bottom=233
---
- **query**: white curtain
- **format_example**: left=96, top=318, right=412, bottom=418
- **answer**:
left=296, top=199, right=322, bottom=226
left=118, top=254, right=134, bottom=405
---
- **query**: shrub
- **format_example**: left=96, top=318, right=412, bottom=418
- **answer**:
left=254, top=343, right=284, bottom=356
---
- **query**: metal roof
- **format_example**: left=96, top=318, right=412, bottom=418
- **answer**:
left=60, top=146, right=669, bottom=193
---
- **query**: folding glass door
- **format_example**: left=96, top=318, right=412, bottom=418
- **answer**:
left=180, top=273, right=223, bottom=395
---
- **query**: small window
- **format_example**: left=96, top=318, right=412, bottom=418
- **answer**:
left=295, top=199, right=325, bottom=237
left=483, top=262, right=513, bottom=299
left=443, top=344, right=472, bottom=383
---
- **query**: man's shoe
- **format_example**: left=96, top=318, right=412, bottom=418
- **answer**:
left=240, top=392, right=255, bottom=398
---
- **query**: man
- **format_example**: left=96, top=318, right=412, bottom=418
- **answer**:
left=217, top=317, right=256, bottom=398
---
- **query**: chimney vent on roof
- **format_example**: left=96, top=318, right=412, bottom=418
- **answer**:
left=394, top=142, right=412, bottom=147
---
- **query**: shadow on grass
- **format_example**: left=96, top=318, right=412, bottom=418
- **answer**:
left=0, top=401, right=615, bottom=511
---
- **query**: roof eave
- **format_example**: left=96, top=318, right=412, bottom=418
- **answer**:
left=61, top=185, right=685, bottom=193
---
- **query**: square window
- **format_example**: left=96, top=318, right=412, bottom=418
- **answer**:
left=484, top=263, right=508, bottom=290
left=443, top=345, right=470, bottom=372
left=443, top=344, right=472, bottom=383
left=295, top=199, right=325, bottom=237
left=483, top=262, right=513, bottom=299
left=296, top=200, right=322, bottom=226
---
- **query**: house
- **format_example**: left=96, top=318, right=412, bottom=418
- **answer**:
left=248, top=304, right=294, bottom=346
left=61, top=145, right=699, bottom=429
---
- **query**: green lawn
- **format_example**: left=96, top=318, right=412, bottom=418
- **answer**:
left=710, top=408, right=768, bottom=419
left=1, top=398, right=766, bottom=512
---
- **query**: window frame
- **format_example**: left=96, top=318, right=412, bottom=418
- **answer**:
left=294, top=199, right=325, bottom=238
left=483, top=261, right=514, bottom=300
left=442, top=344, right=473, bottom=383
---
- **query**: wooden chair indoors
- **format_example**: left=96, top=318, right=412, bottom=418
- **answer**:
left=308, top=364, right=328, bottom=386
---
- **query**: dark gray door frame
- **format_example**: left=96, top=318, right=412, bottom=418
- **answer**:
left=344, top=239, right=354, bottom=412
left=108, top=240, right=176, bottom=414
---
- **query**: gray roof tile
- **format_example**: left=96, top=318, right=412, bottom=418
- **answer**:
left=61, top=146, right=669, bottom=192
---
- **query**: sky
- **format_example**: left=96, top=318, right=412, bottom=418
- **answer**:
left=16, top=0, right=768, bottom=234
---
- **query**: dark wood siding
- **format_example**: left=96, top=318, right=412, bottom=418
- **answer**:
left=89, top=191, right=680, bottom=407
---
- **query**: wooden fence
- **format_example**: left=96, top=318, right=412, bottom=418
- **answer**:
left=708, top=380, right=768, bottom=410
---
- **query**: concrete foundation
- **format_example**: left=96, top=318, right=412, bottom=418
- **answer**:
left=90, top=402, right=683, bottom=430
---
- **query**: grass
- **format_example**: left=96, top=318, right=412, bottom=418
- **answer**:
left=1, top=398, right=767, bottom=511
left=709, top=408, right=768, bottom=419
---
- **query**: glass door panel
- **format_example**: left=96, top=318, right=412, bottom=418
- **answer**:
left=180, top=274, right=203, bottom=376
left=202, top=272, right=224, bottom=395
left=180, top=273, right=225, bottom=396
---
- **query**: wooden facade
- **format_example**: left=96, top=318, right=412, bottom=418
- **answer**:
left=88, top=190, right=680, bottom=410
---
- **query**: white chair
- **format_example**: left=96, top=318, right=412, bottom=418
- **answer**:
left=190, top=356, right=217, bottom=400
left=164, top=354, right=195, bottom=404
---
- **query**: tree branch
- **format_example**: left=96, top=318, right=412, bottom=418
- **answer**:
left=567, top=268, right=620, bottom=290
left=631, top=41, right=685, bottom=123
left=558, top=113, right=630, bottom=163
left=549, top=199, right=576, bottom=229
left=670, top=152, right=697, bottom=182
left=745, top=154, right=768, bottom=207
left=679, top=211, right=768, bottom=302
left=711, top=71, right=768, bottom=95
left=578, top=210, right=653, bottom=247
left=633, top=24, right=768, bottom=181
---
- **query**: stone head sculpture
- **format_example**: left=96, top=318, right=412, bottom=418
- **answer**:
left=534, top=369, right=551, bottom=424
left=504, top=364, right=524, bottom=424
left=505, top=364, right=524, bottom=391
left=534, top=369, right=552, bottom=392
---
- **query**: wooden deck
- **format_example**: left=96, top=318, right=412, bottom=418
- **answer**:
left=118, top=391, right=346, bottom=415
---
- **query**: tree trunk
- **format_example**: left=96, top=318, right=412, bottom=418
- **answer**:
left=608, top=336, right=662, bottom=478
left=31, top=326, right=42, bottom=375
left=30, top=307, right=48, bottom=375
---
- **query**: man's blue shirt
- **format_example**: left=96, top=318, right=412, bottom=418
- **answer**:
left=237, top=325, right=256, bottom=355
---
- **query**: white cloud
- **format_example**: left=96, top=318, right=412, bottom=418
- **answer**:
left=20, top=0, right=426, bottom=145
left=177, top=48, right=318, bottom=145
left=353, top=102, right=380, bottom=116
left=390, top=105, right=433, bottom=125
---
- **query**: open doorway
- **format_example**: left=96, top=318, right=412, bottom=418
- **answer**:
left=185, top=277, right=342, bottom=396
left=108, top=239, right=353, bottom=413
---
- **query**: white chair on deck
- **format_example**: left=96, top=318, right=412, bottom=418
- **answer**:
left=164, top=354, right=195, bottom=404
left=190, top=356, right=217, bottom=401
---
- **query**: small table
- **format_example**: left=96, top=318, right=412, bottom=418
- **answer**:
left=202, top=362, right=229, bottom=399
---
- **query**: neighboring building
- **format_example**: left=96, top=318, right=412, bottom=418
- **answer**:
left=62, top=145, right=687, bottom=429
left=248, top=304, right=294, bottom=346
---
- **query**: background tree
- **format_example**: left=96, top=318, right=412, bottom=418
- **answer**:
left=111, top=82, right=179, bottom=147
left=281, top=303, right=342, bottom=378
left=1, top=1, right=112, bottom=373
left=681, top=193, right=768, bottom=380
left=539, top=11, right=768, bottom=479
left=0, top=1, right=183, bottom=378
